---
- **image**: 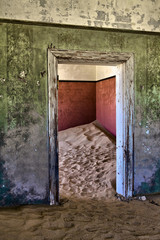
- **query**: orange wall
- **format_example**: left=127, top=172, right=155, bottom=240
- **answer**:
left=96, top=77, right=116, bottom=136
left=58, top=77, right=116, bottom=135
left=58, top=81, right=96, bottom=131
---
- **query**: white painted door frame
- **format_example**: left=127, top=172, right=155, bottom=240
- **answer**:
left=116, top=59, right=134, bottom=198
left=48, top=49, right=134, bottom=204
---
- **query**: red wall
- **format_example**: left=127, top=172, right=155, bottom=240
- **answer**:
left=96, top=77, right=116, bottom=136
left=58, top=81, right=96, bottom=131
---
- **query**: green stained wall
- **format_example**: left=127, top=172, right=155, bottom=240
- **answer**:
left=0, top=23, right=50, bottom=205
left=0, top=22, right=160, bottom=204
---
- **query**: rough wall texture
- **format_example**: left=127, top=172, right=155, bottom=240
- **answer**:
left=0, top=22, right=160, bottom=205
left=0, top=0, right=160, bottom=32
left=96, top=77, right=116, bottom=136
left=0, top=23, right=49, bottom=205
left=58, top=81, right=96, bottom=131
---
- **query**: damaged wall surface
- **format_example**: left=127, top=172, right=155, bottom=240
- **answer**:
left=0, top=0, right=160, bottom=32
left=0, top=23, right=49, bottom=205
left=0, top=21, right=160, bottom=205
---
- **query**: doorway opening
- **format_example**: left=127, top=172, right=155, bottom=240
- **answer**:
left=48, top=49, right=134, bottom=205
left=58, top=64, right=117, bottom=200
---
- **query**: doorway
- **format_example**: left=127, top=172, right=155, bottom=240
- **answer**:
left=48, top=49, right=134, bottom=205
left=58, top=64, right=116, bottom=200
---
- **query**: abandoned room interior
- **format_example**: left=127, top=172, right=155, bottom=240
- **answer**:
left=58, top=64, right=117, bottom=200
left=0, top=0, right=160, bottom=239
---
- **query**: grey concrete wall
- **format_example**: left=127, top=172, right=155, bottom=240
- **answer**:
left=0, top=0, right=160, bottom=32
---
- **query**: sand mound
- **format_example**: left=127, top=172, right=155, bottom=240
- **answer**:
left=59, top=122, right=116, bottom=200
left=1, top=123, right=160, bottom=240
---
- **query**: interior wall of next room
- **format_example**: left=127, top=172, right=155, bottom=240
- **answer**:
left=58, top=78, right=116, bottom=135
left=96, top=77, right=116, bottom=136
left=58, top=81, right=96, bottom=131
left=58, top=64, right=117, bottom=81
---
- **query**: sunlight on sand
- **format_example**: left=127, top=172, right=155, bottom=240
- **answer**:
left=59, top=122, right=116, bottom=200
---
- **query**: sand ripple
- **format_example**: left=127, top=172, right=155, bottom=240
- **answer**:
left=59, top=122, right=116, bottom=200
left=1, top=123, right=160, bottom=239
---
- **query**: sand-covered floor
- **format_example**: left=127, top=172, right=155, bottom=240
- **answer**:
left=0, top=122, right=160, bottom=240
left=59, top=122, right=116, bottom=200
left=0, top=198, right=160, bottom=240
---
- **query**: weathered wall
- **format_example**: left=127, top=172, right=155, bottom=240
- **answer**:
left=0, top=22, right=160, bottom=204
left=58, top=81, right=96, bottom=131
left=96, top=77, right=116, bottom=136
left=0, top=0, right=160, bottom=32
left=0, top=23, right=49, bottom=205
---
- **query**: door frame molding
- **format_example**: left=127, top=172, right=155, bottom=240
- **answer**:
left=48, top=49, right=134, bottom=204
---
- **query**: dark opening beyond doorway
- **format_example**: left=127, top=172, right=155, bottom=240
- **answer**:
left=58, top=64, right=117, bottom=200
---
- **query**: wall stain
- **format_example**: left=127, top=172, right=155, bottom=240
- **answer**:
left=137, top=14, right=145, bottom=24
left=113, top=12, right=132, bottom=23
left=0, top=23, right=49, bottom=205
left=0, top=22, right=160, bottom=205
left=1, top=0, right=160, bottom=32
left=39, top=0, right=47, bottom=8
left=96, top=11, right=106, bottom=21
left=148, top=18, right=160, bottom=30
left=136, top=159, right=160, bottom=194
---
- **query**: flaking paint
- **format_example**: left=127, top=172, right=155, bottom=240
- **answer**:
left=0, top=22, right=159, bottom=204
left=0, top=0, right=160, bottom=32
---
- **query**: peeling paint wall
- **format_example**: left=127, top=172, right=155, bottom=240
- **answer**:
left=0, top=22, right=160, bottom=204
left=0, top=0, right=160, bottom=32
left=0, top=23, right=49, bottom=205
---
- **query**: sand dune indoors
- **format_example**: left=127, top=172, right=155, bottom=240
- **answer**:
left=59, top=122, right=116, bottom=200
left=0, top=123, right=160, bottom=240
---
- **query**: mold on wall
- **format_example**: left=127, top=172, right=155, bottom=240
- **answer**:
left=0, top=23, right=49, bottom=205
left=134, top=35, right=160, bottom=195
left=0, top=21, right=159, bottom=204
left=0, top=0, right=160, bottom=32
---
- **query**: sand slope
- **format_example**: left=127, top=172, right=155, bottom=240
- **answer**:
left=59, top=122, right=116, bottom=200
left=0, top=123, right=160, bottom=240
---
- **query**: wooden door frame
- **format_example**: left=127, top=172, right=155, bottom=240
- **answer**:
left=48, top=49, right=134, bottom=204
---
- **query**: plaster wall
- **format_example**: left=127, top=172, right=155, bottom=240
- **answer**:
left=58, top=81, right=96, bottom=131
left=59, top=64, right=96, bottom=81
left=96, top=66, right=117, bottom=80
left=59, top=64, right=117, bottom=81
left=96, top=77, right=116, bottom=136
left=0, top=0, right=160, bottom=32
left=0, top=22, right=159, bottom=205
left=58, top=65, right=116, bottom=132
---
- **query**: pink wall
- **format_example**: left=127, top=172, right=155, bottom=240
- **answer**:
left=58, top=81, right=96, bottom=131
left=96, top=77, right=116, bottom=136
